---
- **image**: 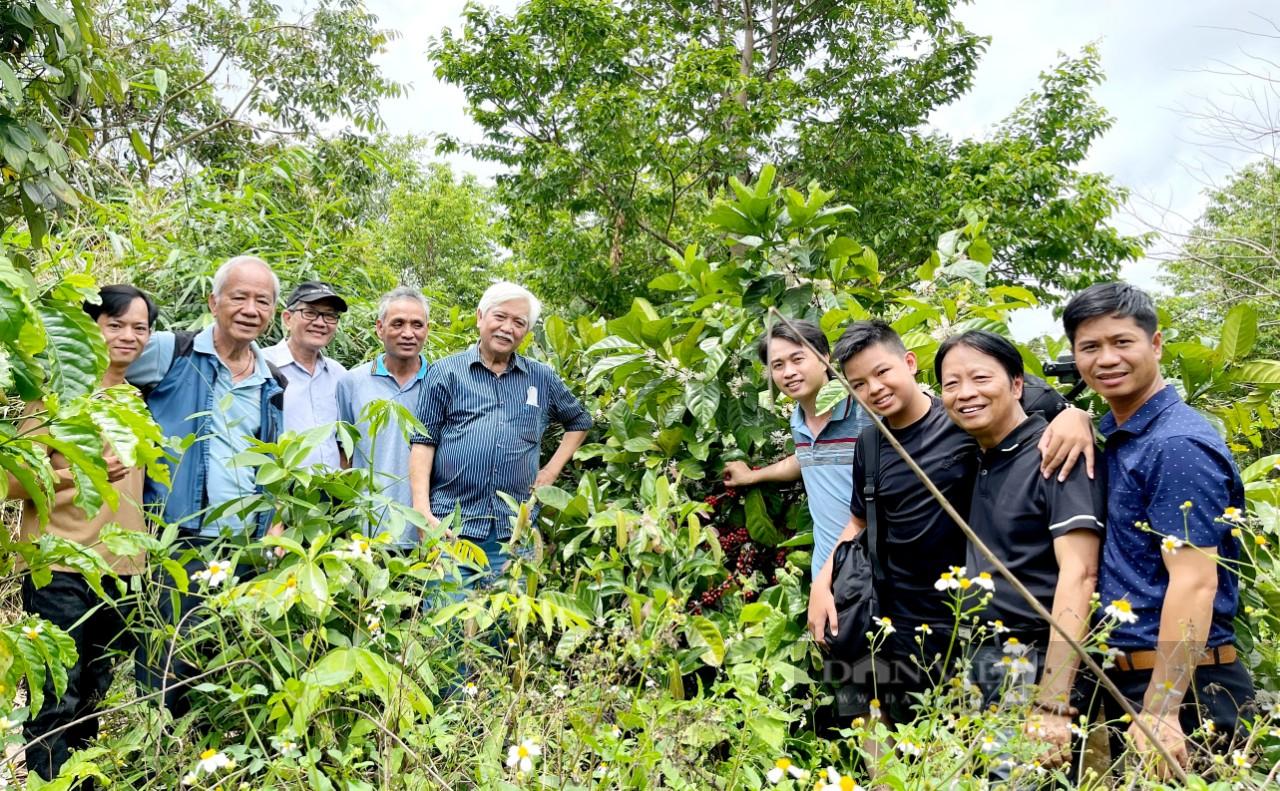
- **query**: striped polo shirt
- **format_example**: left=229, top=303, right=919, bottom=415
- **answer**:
left=411, top=345, right=592, bottom=539
left=792, top=394, right=871, bottom=579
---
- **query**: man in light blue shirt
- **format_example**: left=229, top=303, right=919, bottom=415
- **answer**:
left=125, top=255, right=287, bottom=717
left=263, top=281, right=348, bottom=469
left=336, top=287, right=431, bottom=549
left=126, top=256, right=287, bottom=538
left=722, top=319, right=870, bottom=581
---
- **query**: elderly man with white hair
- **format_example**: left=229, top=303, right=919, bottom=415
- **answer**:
left=409, top=281, right=591, bottom=585
left=126, top=254, right=289, bottom=715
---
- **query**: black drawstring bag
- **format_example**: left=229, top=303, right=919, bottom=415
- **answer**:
left=824, top=422, right=886, bottom=658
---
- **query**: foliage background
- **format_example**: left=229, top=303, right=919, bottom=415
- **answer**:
left=2, top=0, right=1280, bottom=788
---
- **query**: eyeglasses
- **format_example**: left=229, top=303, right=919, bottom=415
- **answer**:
left=295, top=306, right=341, bottom=325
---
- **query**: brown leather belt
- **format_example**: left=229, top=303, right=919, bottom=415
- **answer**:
left=1112, top=644, right=1236, bottom=673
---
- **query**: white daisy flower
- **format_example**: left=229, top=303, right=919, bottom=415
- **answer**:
left=193, top=560, right=231, bottom=588
left=506, top=739, right=542, bottom=774
left=1104, top=599, right=1138, bottom=624
left=972, top=572, right=995, bottom=591
left=873, top=616, right=895, bottom=634
left=1160, top=536, right=1184, bottom=554
left=766, top=756, right=806, bottom=783
left=896, top=739, right=923, bottom=758
left=197, top=748, right=232, bottom=774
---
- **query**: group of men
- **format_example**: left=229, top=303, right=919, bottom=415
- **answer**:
left=9, top=259, right=1256, bottom=781
left=10, top=255, right=591, bottom=781
left=728, top=282, right=1254, bottom=776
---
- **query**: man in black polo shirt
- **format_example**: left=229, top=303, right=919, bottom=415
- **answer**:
left=815, top=321, right=1095, bottom=727
left=937, top=330, right=1103, bottom=768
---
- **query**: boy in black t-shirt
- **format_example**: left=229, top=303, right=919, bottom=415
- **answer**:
left=814, top=321, right=1095, bottom=727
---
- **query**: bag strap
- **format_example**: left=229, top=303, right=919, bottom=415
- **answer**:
left=860, top=421, right=887, bottom=580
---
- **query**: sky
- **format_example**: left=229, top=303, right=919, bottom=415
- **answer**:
left=360, top=0, right=1279, bottom=338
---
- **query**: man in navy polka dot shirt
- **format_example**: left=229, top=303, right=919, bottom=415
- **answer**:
left=1064, top=282, right=1254, bottom=775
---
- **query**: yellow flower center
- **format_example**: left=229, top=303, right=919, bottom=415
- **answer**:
left=200, top=748, right=218, bottom=760
left=285, top=576, right=297, bottom=589
left=840, top=777, right=856, bottom=791
left=959, top=578, right=972, bottom=589
left=1112, top=600, right=1132, bottom=613
left=775, top=758, right=791, bottom=770
left=518, top=745, right=529, bottom=758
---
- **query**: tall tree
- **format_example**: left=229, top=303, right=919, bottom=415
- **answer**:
left=373, top=161, right=502, bottom=308
left=432, top=0, right=1141, bottom=315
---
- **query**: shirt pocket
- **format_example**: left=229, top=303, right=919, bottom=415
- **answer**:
left=515, top=404, right=546, bottom=444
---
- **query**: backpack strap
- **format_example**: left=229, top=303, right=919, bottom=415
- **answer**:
left=860, top=421, right=886, bottom=580
left=138, top=330, right=198, bottom=398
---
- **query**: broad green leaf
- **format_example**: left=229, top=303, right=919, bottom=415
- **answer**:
left=1231, top=360, right=1280, bottom=386
left=684, top=379, right=720, bottom=426
left=686, top=615, right=724, bottom=667
left=814, top=378, right=848, bottom=416
left=38, top=303, right=106, bottom=402
left=303, top=647, right=355, bottom=687
left=744, top=489, right=786, bottom=546
left=534, top=484, right=573, bottom=511
left=648, top=272, right=684, bottom=291
left=0, top=60, right=21, bottom=104
left=153, top=68, right=168, bottom=96
left=1218, top=303, right=1257, bottom=363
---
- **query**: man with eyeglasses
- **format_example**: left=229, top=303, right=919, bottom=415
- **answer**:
left=263, top=281, right=349, bottom=469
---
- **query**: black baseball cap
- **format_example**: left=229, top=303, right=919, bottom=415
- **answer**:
left=285, top=281, right=348, bottom=312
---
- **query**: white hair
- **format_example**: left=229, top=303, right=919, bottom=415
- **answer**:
left=477, top=281, right=541, bottom=326
left=378, top=286, right=430, bottom=322
left=211, top=256, right=280, bottom=301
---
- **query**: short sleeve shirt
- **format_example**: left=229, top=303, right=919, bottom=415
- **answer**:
left=967, top=415, right=1105, bottom=642
left=1098, top=385, right=1244, bottom=650
left=262, top=340, right=346, bottom=470
left=850, top=396, right=973, bottom=627
left=335, top=355, right=429, bottom=547
left=410, top=345, right=592, bottom=539
left=791, top=395, right=871, bottom=579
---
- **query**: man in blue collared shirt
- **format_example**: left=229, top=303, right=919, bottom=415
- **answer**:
left=409, top=282, right=592, bottom=580
left=1064, top=282, right=1254, bottom=772
left=263, top=281, right=348, bottom=469
left=336, top=287, right=431, bottom=549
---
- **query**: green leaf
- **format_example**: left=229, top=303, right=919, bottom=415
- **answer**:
left=0, top=60, right=22, bottom=104
left=1218, top=303, right=1257, bottom=363
left=128, top=130, right=151, bottom=162
left=685, top=615, right=724, bottom=667
left=967, top=237, right=994, bottom=264
left=744, top=489, right=785, bottom=546
left=814, top=378, right=848, bottom=415
left=153, top=68, right=168, bottom=96
left=534, top=484, right=573, bottom=511
left=38, top=303, right=107, bottom=402
left=1231, top=360, right=1280, bottom=386
left=684, top=379, right=720, bottom=426
left=647, top=272, right=684, bottom=291
left=303, top=648, right=355, bottom=687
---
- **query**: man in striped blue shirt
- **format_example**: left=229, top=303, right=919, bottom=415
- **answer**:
left=409, top=282, right=592, bottom=582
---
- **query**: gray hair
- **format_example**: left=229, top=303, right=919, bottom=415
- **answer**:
left=477, top=281, right=541, bottom=326
left=378, top=286, right=430, bottom=322
left=211, top=256, right=280, bottom=301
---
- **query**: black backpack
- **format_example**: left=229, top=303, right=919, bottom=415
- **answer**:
left=824, top=421, right=885, bottom=658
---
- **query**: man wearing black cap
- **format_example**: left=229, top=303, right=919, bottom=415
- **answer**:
left=263, top=281, right=348, bottom=469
